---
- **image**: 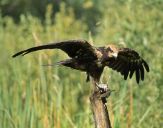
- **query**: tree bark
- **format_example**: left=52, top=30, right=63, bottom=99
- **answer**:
left=90, top=80, right=112, bottom=128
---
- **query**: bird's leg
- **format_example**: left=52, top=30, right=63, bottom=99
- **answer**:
left=86, top=73, right=90, bottom=82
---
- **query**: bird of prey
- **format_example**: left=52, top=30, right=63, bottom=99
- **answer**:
left=12, top=39, right=149, bottom=84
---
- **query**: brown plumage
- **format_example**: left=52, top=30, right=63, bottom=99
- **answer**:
left=12, top=39, right=149, bottom=84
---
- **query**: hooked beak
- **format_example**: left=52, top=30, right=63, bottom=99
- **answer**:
left=102, top=52, right=118, bottom=63
left=112, top=52, right=118, bottom=58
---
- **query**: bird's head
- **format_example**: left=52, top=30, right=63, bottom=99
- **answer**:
left=106, top=44, right=119, bottom=58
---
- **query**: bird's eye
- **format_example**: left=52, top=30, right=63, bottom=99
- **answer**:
left=107, top=48, right=113, bottom=52
left=106, top=47, right=111, bottom=52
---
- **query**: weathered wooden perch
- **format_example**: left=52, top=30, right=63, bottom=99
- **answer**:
left=90, top=80, right=112, bottom=128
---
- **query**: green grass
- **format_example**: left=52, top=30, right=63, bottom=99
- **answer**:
left=0, top=1, right=163, bottom=128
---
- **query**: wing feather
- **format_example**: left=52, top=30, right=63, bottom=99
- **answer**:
left=124, top=63, right=130, bottom=80
left=139, top=64, right=144, bottom=80
left=142, top=59, right=150, bottom=72
left=136, top=68, right=140, bottom=84
left=112, top=60, right=121, bottom=70
left=12, top=40, right=97, bottom=61
left=105, top=47, right=149, bottom=84
left=116, top=62, right=125, bottom=72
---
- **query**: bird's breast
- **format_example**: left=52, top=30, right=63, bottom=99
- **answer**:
left=96, top=60, right=103, bottom=68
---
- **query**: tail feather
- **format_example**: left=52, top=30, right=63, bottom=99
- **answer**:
left=56, top=59, right=86, bottom=71
left=12, top=44, right=58, bottom=58
left=42, top=59, right=73, bottom=67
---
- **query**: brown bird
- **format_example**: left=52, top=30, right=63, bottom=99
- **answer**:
left=12, top=39, right=149, bottom=84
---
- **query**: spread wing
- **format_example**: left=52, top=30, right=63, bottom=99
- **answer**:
left=12, top=40, right=97, bottom=61
left=106, top=48, right=149, bottom=84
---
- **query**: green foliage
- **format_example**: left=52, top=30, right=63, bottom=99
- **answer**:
left=0, top=1, right=163, bottom=128
left=0, top=0, right=103, bottom=32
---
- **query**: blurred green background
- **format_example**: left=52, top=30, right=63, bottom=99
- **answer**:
left=0, top=0, right=163, bottom=128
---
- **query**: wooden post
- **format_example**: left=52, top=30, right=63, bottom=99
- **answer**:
left=90, top=80, right=112, bottom=128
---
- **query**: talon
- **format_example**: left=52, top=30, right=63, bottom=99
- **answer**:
left=95, top=83, right=115, bottom=100
left=96, top=83, right=108, bottom=92
left=100, top=89, right=115, bottom=98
